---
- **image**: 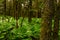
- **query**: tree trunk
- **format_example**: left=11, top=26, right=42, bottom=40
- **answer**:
left=28, top=0, right=32, bottom=23
left=53, top=0, right=60, bottom=40
left=13, top=0, right=19, bottom=28
left=2, top=0, right=6, bottom=22
left=40, top=0, right=54, bottom=40
left=53, top=14, right=59, bottom=40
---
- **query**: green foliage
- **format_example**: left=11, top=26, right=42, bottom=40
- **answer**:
left=0, top=17, right=60, bottom=40
left=0, top=17, right=40, bottom=40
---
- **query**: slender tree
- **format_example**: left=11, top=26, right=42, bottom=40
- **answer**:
left=3, top=0, right=6, bottom=15
left=35, top=0, right=38, bottom=18
left=13, top=0, right=22, bottom=28
left=28, top=0, right=32, bottom=22
left=32, top=0, right=38, bottom=18
left=2, top=0, right=6, bottom=22
left=13, top=0, right=19, bottom=28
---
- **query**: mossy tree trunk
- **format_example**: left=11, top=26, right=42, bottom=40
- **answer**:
left=53, top=0, right=60, bottom=40
left=40, top=0, right=54, bottom=40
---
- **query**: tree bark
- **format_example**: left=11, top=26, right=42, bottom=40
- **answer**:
left=40, top=0, right=54, bottom=40
left=28, top=0, right=32, bottom=23
left=13, top=0, right=19, bottom=28
left=53, top=0, right=60, bottom=40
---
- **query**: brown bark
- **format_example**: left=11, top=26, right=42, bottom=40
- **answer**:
left=2, top=0, right=6, bottom=22
left=40, top=0, right=54, bottom=40
left=3, top=0, right=6, bottom=15
left=53, top=15, right=59, bottom=40
left=53, top=0, right=60, bottom=40
left=13, top=0, right=19, bottom=28
left=14, top=0, right=21, bottom=28
left=28, top=0, right=32, bottom=23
